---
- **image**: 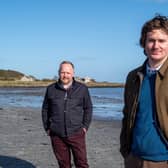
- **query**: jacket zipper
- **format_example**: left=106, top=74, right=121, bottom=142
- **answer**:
left=64, top=91, right=68, bottom=136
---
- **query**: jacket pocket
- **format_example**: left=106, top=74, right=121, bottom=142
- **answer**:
left=49, top=98, right=64, bottom=116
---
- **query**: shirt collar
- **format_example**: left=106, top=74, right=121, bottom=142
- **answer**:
left=146, top=63, right=162, bottom=76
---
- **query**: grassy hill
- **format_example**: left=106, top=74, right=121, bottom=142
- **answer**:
left=0, top=69, right=124, bottom=88
left=0, top=70, right=24, bottom=80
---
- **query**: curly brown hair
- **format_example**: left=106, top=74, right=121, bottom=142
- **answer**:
left=140, top=15, right=168, bottom=48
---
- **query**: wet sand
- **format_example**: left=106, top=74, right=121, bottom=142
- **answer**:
left=0, top=107, right=124, bottom=168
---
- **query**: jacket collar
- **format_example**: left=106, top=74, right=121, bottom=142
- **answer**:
left=137, top=57, right=168, bottom=80
left=137, top=59, right=147, bottom=74
left=56, top=78, right=76, bottom=90
left=158, top=57, right=168, bottom=78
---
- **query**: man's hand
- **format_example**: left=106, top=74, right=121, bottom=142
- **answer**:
left=83, top=128, right=87, bottom=133
left=47, top=129, right=51, bottom=136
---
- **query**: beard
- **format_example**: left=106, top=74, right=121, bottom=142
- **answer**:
left=60, top=77, right=73, bottom=85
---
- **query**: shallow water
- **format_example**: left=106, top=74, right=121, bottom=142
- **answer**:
left=0, top=87, right=124, bottom=120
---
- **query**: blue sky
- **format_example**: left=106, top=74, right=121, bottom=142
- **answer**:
left=0, top=0, right=168, bottom=82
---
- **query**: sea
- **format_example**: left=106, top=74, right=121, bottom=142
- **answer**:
left=0, top=87, right=124, bottom=120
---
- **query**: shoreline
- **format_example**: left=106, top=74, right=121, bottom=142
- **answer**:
left=0, top=107, right=124, bottom=168
left=0, top=80, right=125, bottom=88
left=0, top=106, right=123, bottom=121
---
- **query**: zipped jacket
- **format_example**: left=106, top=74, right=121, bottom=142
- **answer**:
left=42, top=80, right=92, bottom=137
left=120, top=58, right=168, bottom=158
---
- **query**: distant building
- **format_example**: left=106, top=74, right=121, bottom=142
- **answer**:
left=75, top=76, right=95, bottom=83
left=20, top=75, right=35, bottom=82
left=75, top=76, right=82, bottom=82
left=83, top=77, right=92, bottom=83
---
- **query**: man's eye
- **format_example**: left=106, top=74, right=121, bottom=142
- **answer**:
left=159, top=40, right=166, bottom=43
left=148, top=39, right=154, bottom=42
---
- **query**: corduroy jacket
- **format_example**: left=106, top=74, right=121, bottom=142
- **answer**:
left=120, top=58, right=168, bottom=158
left=42, top=80, right=92, bottom=137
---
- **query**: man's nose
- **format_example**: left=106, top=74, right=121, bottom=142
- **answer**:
left=153, top=41, right=159, bottom=48
left=63, top=73, right=68, bottom=76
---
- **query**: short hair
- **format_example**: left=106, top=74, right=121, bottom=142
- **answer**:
left=140, top=14, right=168, bottom=48
left=58, top=61, right=74, bottom=73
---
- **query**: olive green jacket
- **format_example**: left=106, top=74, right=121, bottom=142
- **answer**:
left=120, top=58, right=168, bottom=158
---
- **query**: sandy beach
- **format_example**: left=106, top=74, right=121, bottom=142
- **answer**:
left=0, top=107, right=124, bottom=168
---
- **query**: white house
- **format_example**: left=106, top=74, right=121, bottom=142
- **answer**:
left=83, top=77, right=92, bottom=83
left=20, top=75, right=35, bottom=82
